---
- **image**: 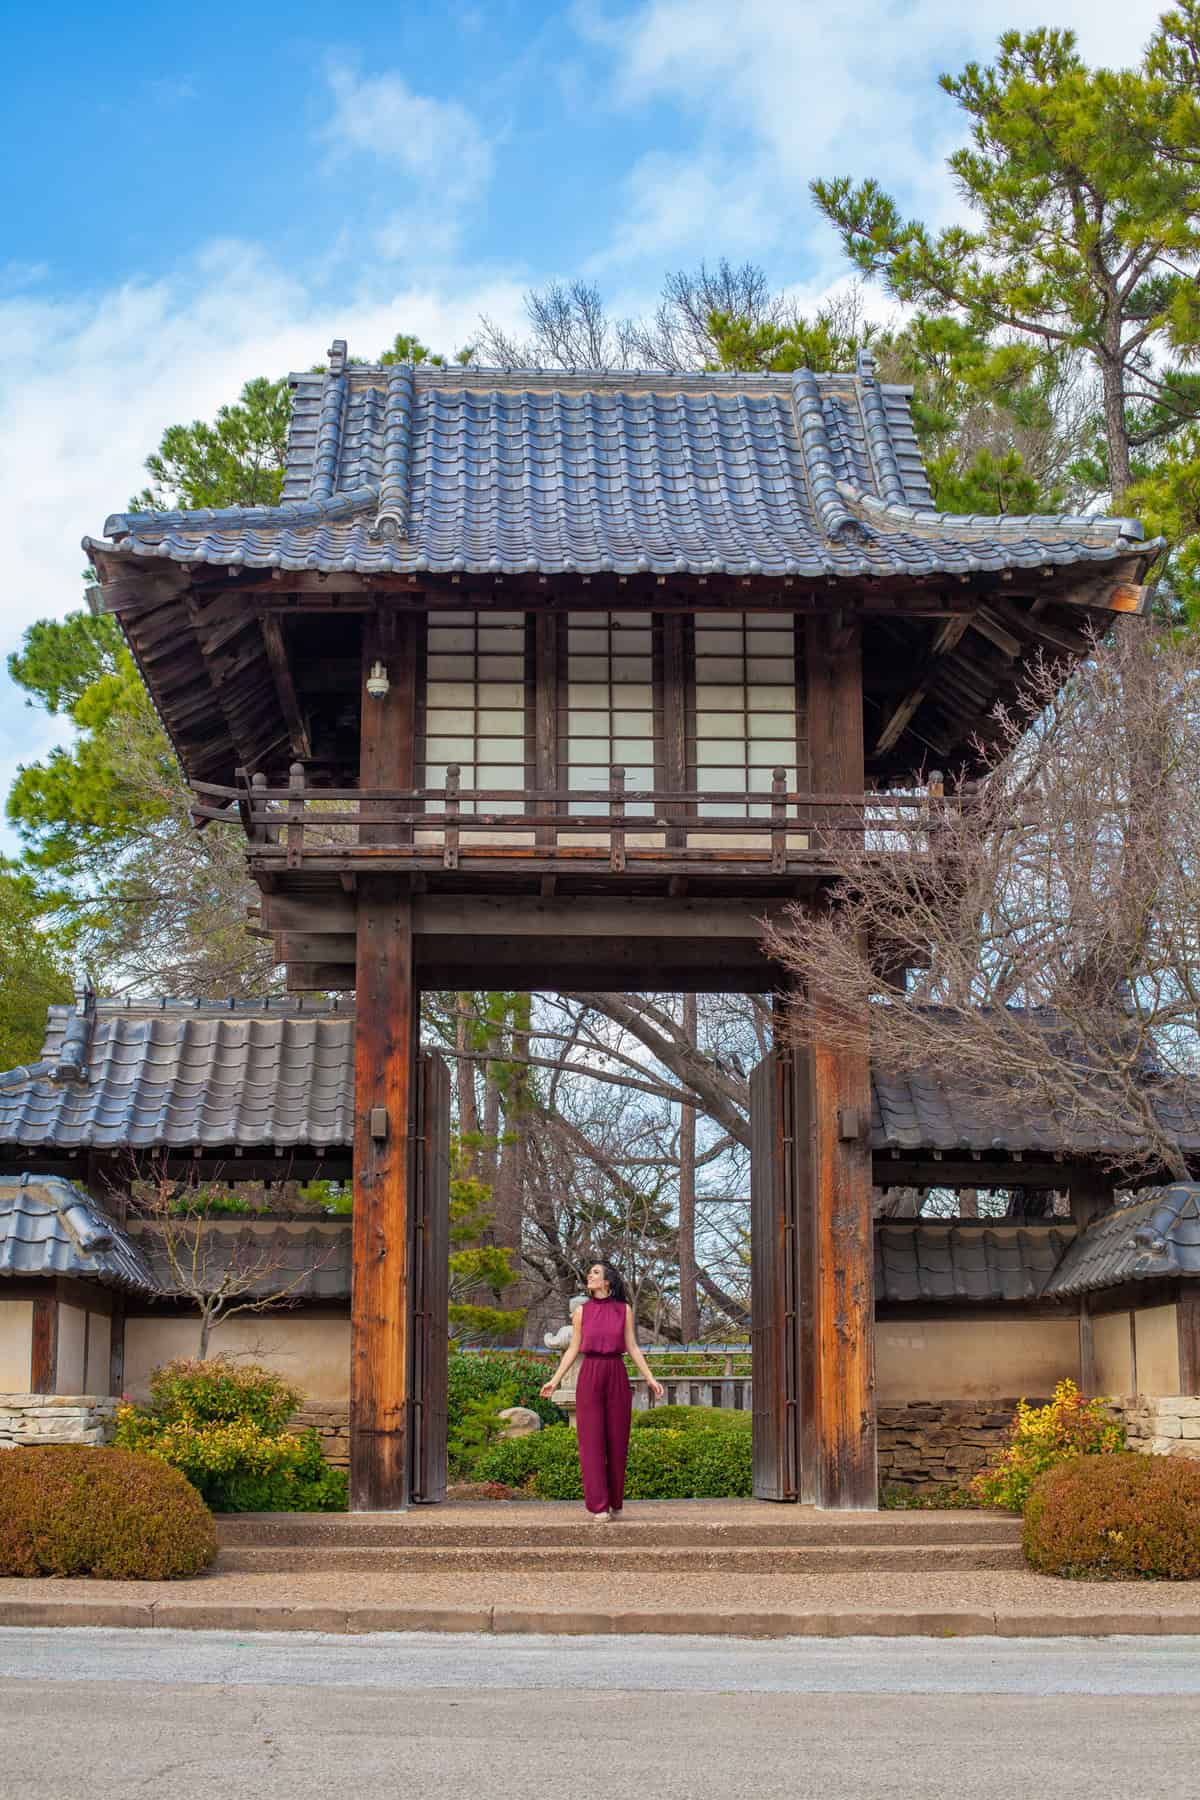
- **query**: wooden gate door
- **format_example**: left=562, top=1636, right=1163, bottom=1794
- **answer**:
left=408, top=1051, right=451, bottom=1503
left=749, top=1051, right=801, bottom=1501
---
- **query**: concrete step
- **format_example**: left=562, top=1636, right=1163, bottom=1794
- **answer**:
left=217, top=1541, right=1024, bottom=1575
left=216, top=1511, right=1021, bottom=1551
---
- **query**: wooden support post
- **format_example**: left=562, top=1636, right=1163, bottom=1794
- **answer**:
left=351, top=881, right=418, bottom=1510
left=109, top=1295, right=126, bottom=1398
left=1177, top=1292, right=1200, bottom=1396
left=351, top=607, right=421, bottom=1511
left=1079, top=1295, right=1097, bottom=1396
left=31, top=1291, right=59, bottom=1394
left=799, top=608, right=876, bottom=1509
left=1066, top=1165, right=1115, bottom=1231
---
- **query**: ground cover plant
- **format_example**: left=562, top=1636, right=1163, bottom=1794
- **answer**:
left=472, top=1405, right=752, bottom=1499
left=0, top=1444, right=217, bottom=1579
left=970, top=1381, right=1125, bottom=1513
left=114, top=1358, right=347, bottom=1512
left=1023, top=1453, right=1200, bottom=1579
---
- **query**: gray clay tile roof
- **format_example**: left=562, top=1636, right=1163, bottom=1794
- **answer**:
left=870, top=1066, right=1200, bottom=1161
left=0, top=1174, right=158, bottom=1293
left=0, top=999, right=356, bottom=1152
left=82, top=345, right=1153, bottom=582
left=1043, top=1184, right=1200, bottom=1296
left=128, top=1219, right=351, bottom=1301
left=3, top=998, right=1199, bottom=1166
left=875, top=1221, right=1076, bottom=1305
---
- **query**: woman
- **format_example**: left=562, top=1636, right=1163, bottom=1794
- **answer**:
left=540, top=1262, right=664, bottom=1520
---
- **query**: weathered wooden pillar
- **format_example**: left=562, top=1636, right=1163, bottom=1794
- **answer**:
left=31, top=1291, right=59, bottom=1394
left=799, top=611, right=877, bottom=1509
left=1066, top=1163, right=1114, bottom=1231
left=351, top=607, right=419, bottom=1510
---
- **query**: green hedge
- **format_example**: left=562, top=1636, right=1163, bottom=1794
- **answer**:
left=474, top=1407, right=752, bottom=1499
left=448, top=1352, right=565, bottom=1433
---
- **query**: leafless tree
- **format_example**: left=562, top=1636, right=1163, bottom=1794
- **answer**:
left=127, top=1168, right=334, bottom=1359
left=765, top=621, right=1200, bottom=1188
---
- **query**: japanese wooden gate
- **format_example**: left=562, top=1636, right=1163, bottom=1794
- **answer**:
left=749, top=1041, right=875, bottom=1508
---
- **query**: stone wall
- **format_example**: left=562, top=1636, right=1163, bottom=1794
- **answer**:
left=292, top=1403, right=350, bottom=1468
left=1113, top=1395, right=1200, bottom=1460
left=0, top=1394, right=118, bottom=1448
left=877, top=1399, right=1037, bottom=1492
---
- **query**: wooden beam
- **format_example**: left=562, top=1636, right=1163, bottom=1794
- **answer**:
left=109, top=1295, right=126, bottom=1399
left=350, top=881, right=417, bottom=1511
left=360, top=610, right=417, bottom=845
left=1079, top=1296, right=1097, bottom=1396
left=260, top=614, right=312, bottom=760
left=31, top=1291, right=59, bottom=1394
left=872, top=617, right=969, bottom=756
left=1066, top=1164, right=1114, bottom=1231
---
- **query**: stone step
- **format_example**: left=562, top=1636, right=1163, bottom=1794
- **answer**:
left=216, top=1511, right=1021, bottom=1550
left=217, top=1540, right=1024, bottom=1575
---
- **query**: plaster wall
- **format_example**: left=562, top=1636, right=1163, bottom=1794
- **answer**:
left=1133, top=1303, right=1180, bottom=1397
left=1092, top=1310, right=1134, bottom=1395
left=124, top=1314, right=351, bottom=1402
left=875, top=1316, right=1080, bottom=1403
left=0, top=1301, right=32, bottom=1391
left=56, top=1302, right=87, bottom=1394
left=85, top=1310, right=112, bottom=1394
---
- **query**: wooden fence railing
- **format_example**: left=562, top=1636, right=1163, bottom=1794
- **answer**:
left=190, top=766, right=961, bottom=874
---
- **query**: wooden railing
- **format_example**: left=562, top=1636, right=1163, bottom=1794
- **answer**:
left=190, top=765, right=958, bottom=874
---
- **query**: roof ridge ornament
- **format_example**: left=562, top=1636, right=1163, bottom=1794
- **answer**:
left=309, top=341, right=350, bottom=502
left=791, top=370, right=869, bottom=546
left=855, top=348, right=908, bottom=508
left=371, top=364, right=416, bottom=544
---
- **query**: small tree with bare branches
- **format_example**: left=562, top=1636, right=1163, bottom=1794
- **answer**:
left=765, top=622, right=1200, bottom=1189
left=129, top=1169, right=335, bottom=1359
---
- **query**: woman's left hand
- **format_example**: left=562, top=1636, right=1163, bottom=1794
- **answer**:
left=648, top=1378, right=665, bottom=1401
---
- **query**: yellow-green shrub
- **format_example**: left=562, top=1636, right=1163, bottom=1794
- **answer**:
left=1024, top=1452, right=1200, bottom=1579
left=0, top=1445, right=216, bottom=1579
left=971, top=1380, right=1125, bottom=1513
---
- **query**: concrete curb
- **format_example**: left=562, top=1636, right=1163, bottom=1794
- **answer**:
left=3, top=1598, right=1199, bottom=1638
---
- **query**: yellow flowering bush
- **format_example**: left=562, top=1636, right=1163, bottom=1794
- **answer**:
left=970, top=1380, right=1125, bottom=1513
left=114, top=1358, right=347, bottom=1512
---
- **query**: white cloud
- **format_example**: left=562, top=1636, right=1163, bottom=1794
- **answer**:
left=582, top=0, right=1172, bottom=268
left=322, top=64, right=495, bottom=260
left=0, top=239, right=527, bottom=854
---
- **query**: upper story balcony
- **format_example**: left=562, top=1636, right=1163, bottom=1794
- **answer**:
left=191, top=764, right=959, bottom=895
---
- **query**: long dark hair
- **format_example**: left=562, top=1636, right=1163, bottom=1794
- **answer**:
left=588, top=1260, right=628, bottom=1304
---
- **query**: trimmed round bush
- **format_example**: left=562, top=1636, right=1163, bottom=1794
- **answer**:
left=1023, top=1452, right=1200, bottom=1580
left=632, top=1405, right=751, bottom=1434
left=0, top=1445, right=217, bottom=1580
left=448, top=1352, right=565, bottom=1434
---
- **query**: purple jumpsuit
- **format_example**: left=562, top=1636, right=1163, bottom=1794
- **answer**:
left=575, top=1297, right=633, bottom=1514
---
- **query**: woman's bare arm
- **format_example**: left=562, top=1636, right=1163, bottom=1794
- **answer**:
left=540, top=1305, right=584, bottom=1397
left=624, top=1304, right=664, bottom=1397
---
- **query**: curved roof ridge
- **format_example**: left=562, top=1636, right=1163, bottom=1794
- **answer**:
left=837, top=479, right=1151, bottom=548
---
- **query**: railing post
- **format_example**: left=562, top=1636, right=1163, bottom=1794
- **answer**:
left=443, top=764, right=460, bottom=870
left=250, top=771, right=278, bottom=847
left=610, top=765, right=626, bottom=872
left=926, top=769, right=944, bottom=855
left=770, top=766, right=787, bottom=873
left=286, top=762, right=305, bottom=869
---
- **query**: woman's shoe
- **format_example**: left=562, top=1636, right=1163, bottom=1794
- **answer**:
left=587, top=1508, right=611, bottom=1521
left=608, top=1508, right=623, bottom=1519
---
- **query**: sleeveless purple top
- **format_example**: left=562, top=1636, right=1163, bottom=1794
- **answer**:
left=580, top=1296, right=627, bottom=1355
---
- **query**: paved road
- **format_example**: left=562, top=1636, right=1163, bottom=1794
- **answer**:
left=3, top=1629, right=1199, bottom=1799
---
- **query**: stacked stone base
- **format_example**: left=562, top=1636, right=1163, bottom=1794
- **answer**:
left=0, top=1395, right=118, bottom=1448
left=1115, top=1395, right=1200, bottom=1460
left=292, top=1403, right=350, bottom=1469
left=877, top=1400, right=1036, bottom=1492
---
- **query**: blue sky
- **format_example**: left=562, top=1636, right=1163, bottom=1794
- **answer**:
left=0, top=0, right=1167, bottom=854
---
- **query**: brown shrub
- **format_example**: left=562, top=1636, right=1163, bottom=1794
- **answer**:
left=0, top=1445, right=217, bottom=1580
left=1023, top=1451, right=1200, bottom=1580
